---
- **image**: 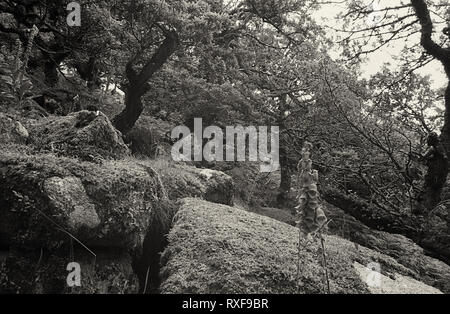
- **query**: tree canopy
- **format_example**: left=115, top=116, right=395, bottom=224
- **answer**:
left=1, top=0, right=449, bottom=214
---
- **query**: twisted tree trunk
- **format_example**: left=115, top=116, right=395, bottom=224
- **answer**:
left=113, top=30, right=179, bottom=135
left=411, top=0, right=450, bottom=209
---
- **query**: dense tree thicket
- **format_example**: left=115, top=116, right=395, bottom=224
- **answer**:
left=1, top=0, right=449, bottom=221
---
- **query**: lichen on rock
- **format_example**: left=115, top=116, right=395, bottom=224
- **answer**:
left=160, top=198, right=440, bottom=294
left=0, top=149, right=168, bottom=293
left=43, top=176, right=100, bottom=230
left=27, top=110, right=130, bottom=161
left=147, top=160, right=234, bottom=205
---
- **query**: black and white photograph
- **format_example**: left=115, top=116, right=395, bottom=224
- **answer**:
left=0, top=0, right=450, bottom=302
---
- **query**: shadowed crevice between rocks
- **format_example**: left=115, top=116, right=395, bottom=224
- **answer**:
left=132, top=199, right=177, bottom=294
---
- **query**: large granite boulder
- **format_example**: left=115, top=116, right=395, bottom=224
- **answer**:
left=148, top=161, right=234, bottom=205
left=159, top=198, right=441, bottom=294
left=27, top=110, right=130, bottom=161
left=248, top=201, right=450, bottom=293
left=322, top=202, right=450, bottom=293
left=0, top=149, right=168, bottom=293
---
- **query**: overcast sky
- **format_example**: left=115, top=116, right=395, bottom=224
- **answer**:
left=313, top=0, right=447, bottom=90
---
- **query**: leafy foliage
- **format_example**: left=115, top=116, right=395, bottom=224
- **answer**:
left=0, top=26, right=39, bottom=107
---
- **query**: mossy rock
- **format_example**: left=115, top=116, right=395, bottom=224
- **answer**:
left=245, top=201, right=450, bottom=293
left=0, top=150, right=166, bottom=249
left=27, top=110, right=130, bottom=161
left=0, top=249, right=138, bottom=294
left=160, top=198, right=442, bottom=294
left=146, top=160, right=234, bottom=205
left=0, top=149, right=167, bottom=293
left=322, top=202, right=450, bottom=293
left=420, top=201, right=450, bottom=265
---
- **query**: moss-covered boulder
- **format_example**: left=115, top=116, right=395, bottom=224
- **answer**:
left=0, top=113, right=29, bottom=145
left=0, top=249, right=138, bottom=294
left=160, top=198, right=442, bottom=294
left=148, top=160, right=234, bottom=205
left=322, top=202, right=450, bottom=293
left=27, top=110, right=130, bottom=161
left=0, top=149, right=167, bottom=293
left=124, top=115, right=174, bottom=159
left=420, top=201, right=450, bottom=264
left=243, top=201, right=450, bottom=293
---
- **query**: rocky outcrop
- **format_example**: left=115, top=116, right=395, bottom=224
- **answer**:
left=124, top=115, right=174, bottom=159
left=420, top=201, right=450, bottom=264
left=250, top=199, right=450, bottom=293
left=353, top=262, right=441, bottom=294
left=26, top=110, right=130, bottom=161
left=322, top=186, right=450, bottom=285
left=322, top=202, right=450, bottom=293
left=0, top=149, right=167, bottom=293
left=160, top=198, right=441, bottom=294
left=148, top=161, right=234, bottom=205
left=0, top=113, right=29, bottom=145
